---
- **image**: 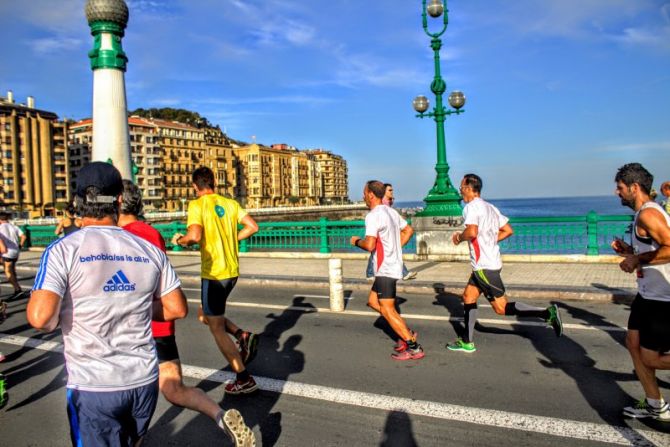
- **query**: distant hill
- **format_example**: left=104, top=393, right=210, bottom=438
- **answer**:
left=129, top=107, right=216, bottom=129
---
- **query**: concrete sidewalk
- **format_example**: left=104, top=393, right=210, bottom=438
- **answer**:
left=17, top=249, right=637, bottom=302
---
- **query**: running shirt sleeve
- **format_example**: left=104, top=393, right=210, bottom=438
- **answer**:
left=33, top=244, right=67, bottom=296
left=365, top=212, right=381, bottom=238
left=186, top=199, right=203, bottom=228
left=497, top=208, right=509, bottom=228
left=155, top=254, right=181, bottom=299
left=463, top=202, right=480, bottom=227
left=235, top=201, right=248, bottom=223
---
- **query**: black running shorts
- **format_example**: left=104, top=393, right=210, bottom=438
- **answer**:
left=372, top=276, right=398, bottom=299
left=628, top=294, right=670, bottom=353
left=468, top=269, right=506, bottom=300
left=154, top=335, right=180, bottom=363
left=201, top=277, right=238, bottom=316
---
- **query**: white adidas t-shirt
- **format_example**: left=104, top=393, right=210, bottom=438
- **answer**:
left=365, top=205, right=407, bottom=280
left=33, top=226, right=181, bottom=392
left=462, top=198, right=509, bottom=271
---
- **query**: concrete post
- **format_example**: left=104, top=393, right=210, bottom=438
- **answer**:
left=328, top=258, right=344, bottom=312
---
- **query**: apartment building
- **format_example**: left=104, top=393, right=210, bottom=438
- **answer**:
left=305, top=149, right=349, bottom=204
left=68, top=117, right=165, bottom=210
left=0, top=91, right=70, bottom=218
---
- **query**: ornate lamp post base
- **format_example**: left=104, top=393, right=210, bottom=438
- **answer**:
left=415, top=190, right=462, bottom=217
left=413, top=215, right=468, bottom=258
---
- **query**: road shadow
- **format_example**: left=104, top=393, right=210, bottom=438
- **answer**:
left=521, top=301, right=670, bottom=440
left=147, top=296, right=312, bottom=446
left=591, top=282, right=635, bottom=306
left=379, top=410, right=418, bottom=447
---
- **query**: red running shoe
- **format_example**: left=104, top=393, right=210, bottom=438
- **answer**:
left=224, top=377, right=259, bottom=395
left=391, top=346, right=425, bottom=361
left=393, top=331, right=418, bottom=353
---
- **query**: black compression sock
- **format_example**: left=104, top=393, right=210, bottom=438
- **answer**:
left=464, top=303, right=478, bottom=343
left=407, top=339, right=419, bottom=350
left=236, top=369, right=250, bottom=383
left=234, top=329, right=243, bottom=340
left=506, top=302, right=548, bottom=319
left=504, top=302, right=517, bottom=316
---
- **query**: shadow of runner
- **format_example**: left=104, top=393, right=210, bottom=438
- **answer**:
left=372, top=297, right=409, bottom=344
left=519, top=302, right=670, bottom=440
left=146, top=296, right=312, bottom=446
left=379, top=410, right=418, bottom=447
left=431, top=283, right=464, bottom=339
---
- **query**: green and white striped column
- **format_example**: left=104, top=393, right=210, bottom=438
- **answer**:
left=85, top=0, right=132, bottom=179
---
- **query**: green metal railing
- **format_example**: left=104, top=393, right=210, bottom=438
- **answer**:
left=22, top=211, right=633, bottom=255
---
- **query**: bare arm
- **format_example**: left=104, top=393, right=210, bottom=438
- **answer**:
left=172, top=224, right=203, bottom=247
left=350, top=235, right=376, bottom=252
left=55, top=220, right=66, bottom=236
left=238, top=214, right=259, bottom=241
left=27, top=290, right=61, bottom=332
left=152, top=287, right=188, bottom=321
left=19, top=233, right=27, bottom=248
left=620, top=208, right=670, bottom=273
left=452, top=224, right=478, bottom=245
left=0, top=238, right=6, bottom=255
left=400, top=224, right=414, bottom=247
left=497, top=223, right=513, bottom=242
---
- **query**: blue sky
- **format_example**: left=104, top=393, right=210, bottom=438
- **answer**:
left=1, top=0, right=669, bottom=201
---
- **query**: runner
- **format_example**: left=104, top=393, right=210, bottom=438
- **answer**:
left=611, top=163, right=670, bottom=421
left=119, top=180, right=255, bottom=446
left=448, top=173, right=563, bottom=353
left=26, top=162, right=189, bottom=446
left=172, top=167, right=260, bottom=394
left=351, top=180, right=424, bottom=360
left=0, top=211, right=27, bottom=296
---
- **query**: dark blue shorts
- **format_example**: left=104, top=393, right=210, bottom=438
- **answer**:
left=66, top=380, right=159, bottom=447
left=201, top=277, right=238, bottom=316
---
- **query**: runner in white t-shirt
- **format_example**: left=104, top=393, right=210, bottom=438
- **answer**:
left=351, top=180, right=424, bottom=360
left=26, top=162, right=189, bottom=446
left=0, top=212, right=27, bottom=296
left=448, top=173, right=563, bottom=353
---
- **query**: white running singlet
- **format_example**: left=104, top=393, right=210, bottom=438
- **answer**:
left=0, top=222, right=24, bottom=259
left=365, top=205, right=407, bottom=280
left=632, top=201, right=670, bottom=302
left=462, top=197, right=509, bottom=271
left=33, top=226, right=181, bottom=391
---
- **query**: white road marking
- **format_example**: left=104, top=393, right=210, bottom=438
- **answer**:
left=0, top=333, right=665, bottom=447
left=182, top=298, right=627, bottom=333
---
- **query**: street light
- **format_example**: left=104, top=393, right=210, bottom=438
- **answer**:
left=413, top=0, right=466, bottom=217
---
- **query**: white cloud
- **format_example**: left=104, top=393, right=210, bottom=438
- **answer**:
left=27, top=37, right=83, bottom=54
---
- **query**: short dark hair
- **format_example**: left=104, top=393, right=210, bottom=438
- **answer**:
left=121, top=180, right=144, bottom=216
left=383, top=183, right=392, bottom=189
left=75, top=186, right=119, bottom=219
left=0, top=211, right=10, bottom=221
left=365, top=180, right=386, bottom=199
left=463, top=173, right=483, bottom=193
left=615, top=163, right=653, bottom=195
left=192, top=166, right=215, bottom=190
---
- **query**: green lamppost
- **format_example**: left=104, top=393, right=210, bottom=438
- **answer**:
left=413, top=0, right=466, bottom=217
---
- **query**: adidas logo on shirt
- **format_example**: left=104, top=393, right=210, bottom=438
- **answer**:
left=103, top=270, right=136, bottom=292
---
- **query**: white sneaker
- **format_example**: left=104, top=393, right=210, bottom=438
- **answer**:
left=623, top=399, right=670, bottom=421
left=222, top=409, right=256, bottom=447
left=402, top=271, right=417, bottom=281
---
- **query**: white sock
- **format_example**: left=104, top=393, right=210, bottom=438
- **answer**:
left=215, top=409, right=226, bottom=430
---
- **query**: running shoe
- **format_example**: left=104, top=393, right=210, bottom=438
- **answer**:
left=221, top=409, right=256, bottom=447
left=238, top=331, right=259, bottom=365
left=0, top=373, right=7, bottom=410
left=393, top=331, right=418, bottom=353
left=224, top=377, right=259, bottom=395
left=402, top=271, right=417, bottom=281
left=391, top=346, right=425, bottom=361
left=546, top=304, right=563, bottom=337
left=446, top=338, right=476, bottom=353
left=623, top=399, right=670, bottom=421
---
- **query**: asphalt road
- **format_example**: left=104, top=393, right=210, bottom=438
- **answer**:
left=1, top=276, right=669, bottom=446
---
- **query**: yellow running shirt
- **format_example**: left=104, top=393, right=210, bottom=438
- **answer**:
left=186, top=194, right=248, bottom=280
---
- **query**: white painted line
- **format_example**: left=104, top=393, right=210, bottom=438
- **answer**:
left=184, top=299, right=627, bottom=333
left=0, top=333, right=664, bottom=447
left=292, top=294, right=354, bottom=301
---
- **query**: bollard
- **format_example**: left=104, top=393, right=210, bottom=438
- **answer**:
left=328, top=258, right=344, bottom=312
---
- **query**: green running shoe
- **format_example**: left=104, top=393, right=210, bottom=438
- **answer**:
left=446, top=338, right=476, bottom=353
left=0, top=373, right=7, bottom=410
left=547, top=304, right=563, bottom=337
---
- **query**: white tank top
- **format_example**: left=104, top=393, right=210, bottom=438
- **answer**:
left=632, top=201, right=670, bottom=302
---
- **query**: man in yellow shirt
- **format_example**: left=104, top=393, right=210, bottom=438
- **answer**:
left=173, top=167, right=260, bottom=395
